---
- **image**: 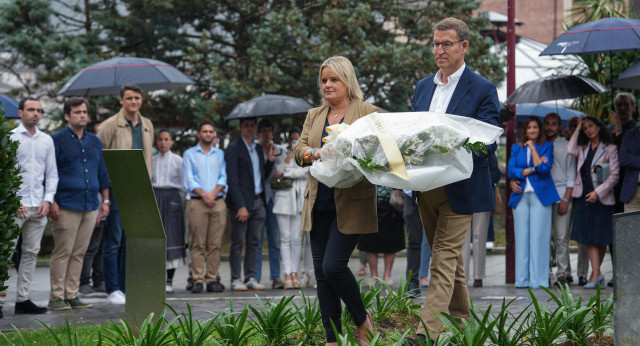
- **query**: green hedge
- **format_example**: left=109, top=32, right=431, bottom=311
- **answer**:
left=0, top=105, right=23, bottom=315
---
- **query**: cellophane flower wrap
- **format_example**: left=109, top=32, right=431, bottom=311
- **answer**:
left=310, top=112, right=503, bottom=191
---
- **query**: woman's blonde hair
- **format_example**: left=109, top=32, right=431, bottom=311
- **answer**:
left=318, top=56, right=363, bottom=106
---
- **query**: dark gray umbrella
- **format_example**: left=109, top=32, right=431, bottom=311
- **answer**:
left=226, top=94, right=312, bottom=120
left=0, top=94, right=19, bottom=119
left=57, top=57, right=195, bottom=96
left=613, top=58, right=640, bottom=89
left=506, top=75, right=607, bottom=105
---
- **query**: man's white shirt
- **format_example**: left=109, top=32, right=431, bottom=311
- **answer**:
left=10, top=123, right=58, bottom=207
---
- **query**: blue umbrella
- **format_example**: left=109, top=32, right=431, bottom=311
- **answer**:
left=0, top=94, right=19, bottom=119
left=539, top=17, right=640, bottom=55
left=57, top=57, right=195, bottom=96
left=516, top=104, right=585, bottom=126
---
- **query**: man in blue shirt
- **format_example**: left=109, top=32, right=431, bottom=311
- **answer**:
left=48, top=97, right=111, bottom=311
left=183, top=120, right=227, bottom=293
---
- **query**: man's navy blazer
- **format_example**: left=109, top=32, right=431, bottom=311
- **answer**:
left=411, top=66, right=500, bottom=214
left=225, top=137, right=274, bottom=211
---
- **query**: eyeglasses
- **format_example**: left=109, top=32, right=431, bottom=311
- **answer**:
left=431, top=40, right=464, bottom=50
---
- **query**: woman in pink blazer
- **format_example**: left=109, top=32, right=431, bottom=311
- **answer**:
left=567, top=117, right=619, bottom=288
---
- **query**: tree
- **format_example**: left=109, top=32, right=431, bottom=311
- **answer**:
left=0, top=0, right=505, bottom=142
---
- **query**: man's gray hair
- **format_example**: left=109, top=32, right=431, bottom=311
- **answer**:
left=433, top=17, right=470, bottom=42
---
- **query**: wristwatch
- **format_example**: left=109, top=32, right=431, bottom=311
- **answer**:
left=102, top=199, right=111, bottom=205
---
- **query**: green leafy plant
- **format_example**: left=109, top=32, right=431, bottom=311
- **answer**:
left=487, top=298, right=532, bottom=346
left=216, top=300, right=257, bottom=345
left=439, top=303, right=498, bottom=346
left=0, top=107, right=23, bottom=315
left=248, top=294, right=299, bottom=345
left=166, top=303, right=220, bottom=346
left=587, top=285, right=614, bottom=338
left=294, top=289, right=323, bottom=340
left=102, top=309, right=176, bottom=345
left=543, top=284, right=594, bottom=344
left=527, top=288, right=588, bottom=346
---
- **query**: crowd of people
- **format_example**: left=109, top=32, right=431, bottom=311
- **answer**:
left=5, top=15, right=639, bottom=346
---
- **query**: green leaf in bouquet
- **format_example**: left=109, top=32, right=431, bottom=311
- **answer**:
left=462, top=138, right=488, bottom=156
left=357, top=157, right=386, bottom=172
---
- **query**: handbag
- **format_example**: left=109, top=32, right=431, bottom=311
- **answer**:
left=270, top=177, right=293, bottom=190
left=492, top=185, right=503, bottom=215
left=389, top=189, right=405, bottom=213
left=595, top=163, right=610, bottom=184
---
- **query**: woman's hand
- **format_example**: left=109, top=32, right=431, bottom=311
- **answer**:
left=313, top=147, right=322, bottom=160
left=510, top=180, right=522, bottom=194
left=585, top=191, right=599, bottom=203
left=525, top=140, right=535, bottom=149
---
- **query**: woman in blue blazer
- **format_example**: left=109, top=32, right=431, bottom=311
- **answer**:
left=508, top=117, right=560, bottom=288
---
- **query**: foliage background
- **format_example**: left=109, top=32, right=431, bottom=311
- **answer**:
left=0, top=0, right=504, bottom=150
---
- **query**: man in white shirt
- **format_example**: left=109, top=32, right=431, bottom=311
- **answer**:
left=11, top=97, right=58, bottom=314
left=543, top=113, right=576, bottom=286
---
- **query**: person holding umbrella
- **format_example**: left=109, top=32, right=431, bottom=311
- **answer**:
left=508, top=116, right=559, bottom=289
left=567, top=117, right=619, bottom=288
left=294, top=56, right=377, bottom=345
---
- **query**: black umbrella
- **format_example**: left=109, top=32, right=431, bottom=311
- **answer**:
left=57, top=57, right=195, bottom=96
left=506, top=75, right=607, bottom=105
left=613, top=58, right=640, bottom=89
left=226, top=94, right=312, bottom=120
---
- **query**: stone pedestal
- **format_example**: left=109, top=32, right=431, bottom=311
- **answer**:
left=613, top=210, right=640, bottom=345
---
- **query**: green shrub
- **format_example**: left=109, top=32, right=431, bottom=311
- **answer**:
left=0, top=106, right=23, bottom=315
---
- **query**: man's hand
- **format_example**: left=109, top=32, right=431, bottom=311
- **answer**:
left=15, top=204, right=28, bottom=220
left=202, top=193, right=217, bottom=208
left=609, top=110, right=622, bottom=131
left=236, top=207, right=249, bottom=223
left=48, top=201, right=59, bottom=220
left=510, top=180, right=523, bottom=194
left=585, top=191, right=599, bottom=203
left=98, top=202, right=110, bottom=224
left=557, top=200, right=569, bottom=215
left=267, top=143, right=278, bottom=161
left=38, top=201, right=51, bottom=218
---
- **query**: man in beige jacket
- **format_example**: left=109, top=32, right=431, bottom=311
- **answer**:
left=97, top=84, right=154, bottom=304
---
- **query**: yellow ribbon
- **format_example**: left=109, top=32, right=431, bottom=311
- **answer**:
left=366, top=113, right=408, bottom=180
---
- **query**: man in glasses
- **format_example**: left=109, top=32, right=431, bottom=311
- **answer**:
left=405, top=17, right=500, bottom=344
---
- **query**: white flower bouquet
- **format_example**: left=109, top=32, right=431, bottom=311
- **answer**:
left=310, top=112, right=503, bottom=191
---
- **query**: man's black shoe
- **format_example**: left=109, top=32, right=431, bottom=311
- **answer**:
left=406, top=283, right=421, bottom=298
left=191, top=282, right=203, bottom=294
left=207, top=281, right=224, bottom=293
left=403, top=334, right=432, bottom=345
left=566, top=275, right=574, bottom=284
left=607, top=279, right=614, bottom=287
left=15, top=300, right=47, bottom=314
left=578, top=276, right=588, bottom=286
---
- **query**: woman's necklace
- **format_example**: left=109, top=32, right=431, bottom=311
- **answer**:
left=330, top=103, right=349, bottom=118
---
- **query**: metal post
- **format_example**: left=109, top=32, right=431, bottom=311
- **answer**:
left=505, top=0, right=517, bottom=284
